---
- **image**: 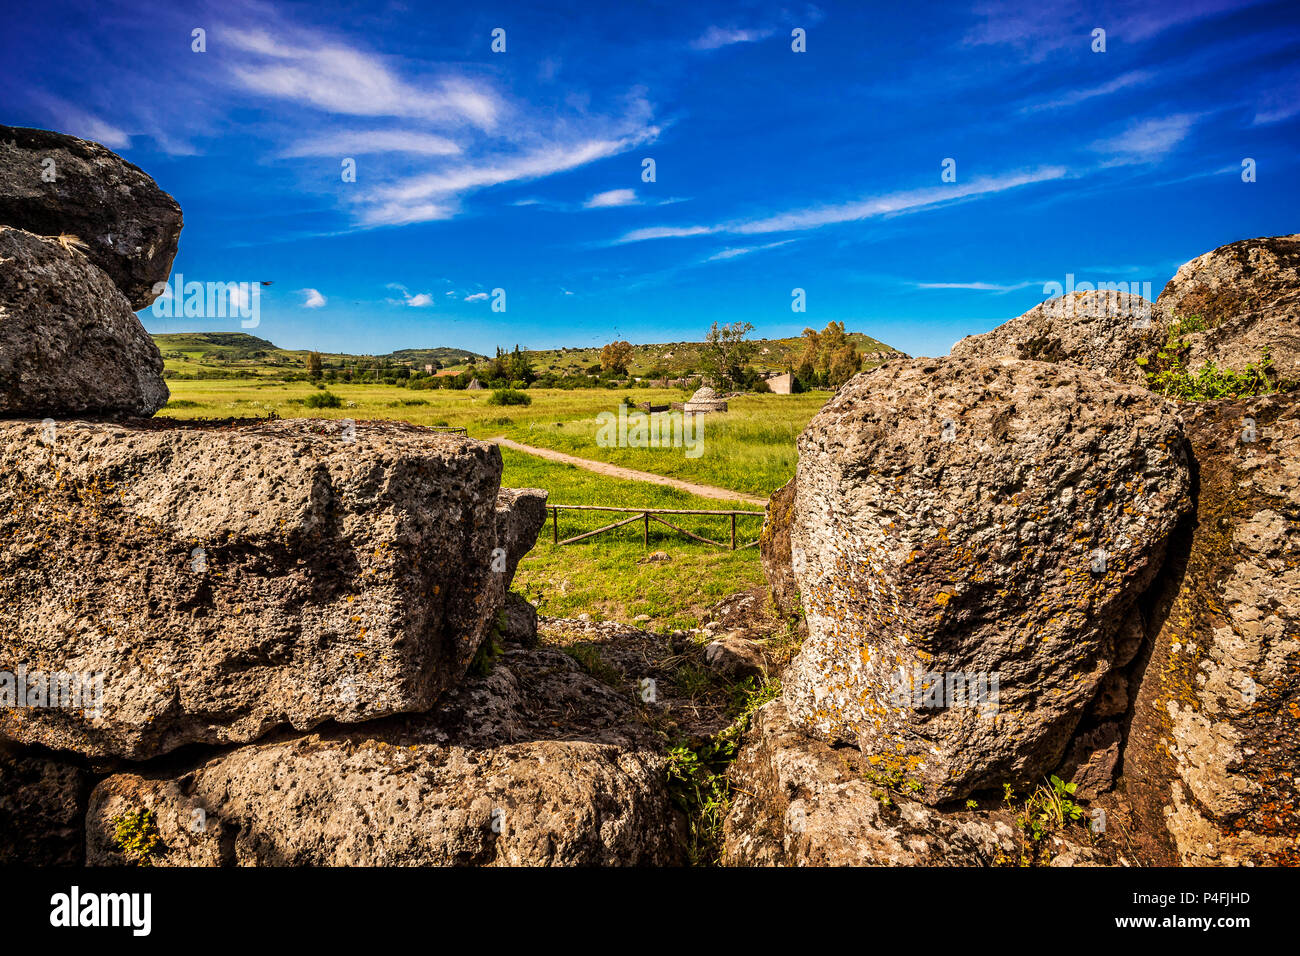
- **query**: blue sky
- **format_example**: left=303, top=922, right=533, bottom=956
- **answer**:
left=4, top=0, right=1299, bottom=357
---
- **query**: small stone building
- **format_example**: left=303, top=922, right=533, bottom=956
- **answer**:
left=683, top=385, right=728, bottom=413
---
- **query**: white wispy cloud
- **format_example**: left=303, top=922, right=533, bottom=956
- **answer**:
left=299, top=288, right=327, bottom=308
left=464, top=292, right=489, bottom=302
left=280, top=130, right=462, bottom=157
left=1252, top=73, right=1300, bottom=125
left=224, top=27, right=500, bottom=128
left=34, top=95, right=131, bottom=149
left=913, top=280, right=1038, bottom=292
left=1090, top=115, right=1197, bottom=165
left=617, top=225, right=717, bottom=244
left=385, top=283, right=434, bottom=307
left=584, top=188, right=639, bottom=208
left=1020, top=71, right=1153, bottom=113
left=691, top=26, right=776, bottom=50
left=208, top=21, right=660, bottom=228
left=358, top=130, right=659, bottom=226
left=614, top=167, right=1067, bottom=244
left=965, top=0, right=1262, bottom=61
left=703, top=240, right=795, bottom=262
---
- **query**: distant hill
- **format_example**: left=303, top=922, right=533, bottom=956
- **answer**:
left=521, top=332, right=904, bottom=378
left=152, top=332, right=487, bottom=378
left=386, top=347, right=490, bottom=367
left=151, top=330, right=904, bottom=380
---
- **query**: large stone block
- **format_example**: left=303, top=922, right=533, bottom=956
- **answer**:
left=0, top=417, right=546, bottom=758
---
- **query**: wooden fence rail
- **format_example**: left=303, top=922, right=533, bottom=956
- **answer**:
left=548, top=504, right=765, bottom=551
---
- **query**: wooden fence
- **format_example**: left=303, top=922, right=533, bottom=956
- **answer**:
left=548, top=504, right=764, bottom=551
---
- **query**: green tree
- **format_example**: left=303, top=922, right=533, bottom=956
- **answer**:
left=700, top=321, right=755, bottom=390
left=600, top=340, right=634, bottom=375
left=307, top=351, right=323, bottom=380
left=508, top=344, right=535, bottom=385
left=828, top=342, right=862, bottom=387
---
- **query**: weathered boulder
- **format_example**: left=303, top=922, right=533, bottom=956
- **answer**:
left=722, top=699, right=1108, bottom=866
left=0, top=225, right=168, bottom=417
left=0, top=125, right=183, bottom=310
left=1123, top=392, right=1300, bottom=865
left=85, top=647, right=684, bottom=866
left=760, top=476, right=799, bottom=616
left=0, top=417, right=546, bottom=759
left=1156, top=234, right=1300, bottom=386
left=950, top=290, right=1166, bottom=386
left=782, top=357, right=1191, bottom=803
left=0, top=745, right=88, bottom=866
left=703, top=634, right=765, bottom=681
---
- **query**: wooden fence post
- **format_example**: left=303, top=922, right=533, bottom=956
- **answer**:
left=552, top=506, right=558, bottom=544
left=731, top=513, right=737, bottom=550
left=643, top=511, right=649, bottom=548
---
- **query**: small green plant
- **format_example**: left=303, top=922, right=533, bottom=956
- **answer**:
left=303, top=390, right=343, bottom=408
left=113, top=809, right=162, bottom=866
left=469, top=632, right=502, bottom=676
left=1018, top=775, right=1085, bottom=842
left=1147, top=351, right=1277, bottom=401
left=665, top=677, right=781, bottom=866
left=995, top=775, right=1086, bottom=865
left=487, top=388, right=531, bottom=406
left=1142, top=312, right=1281, bottom=400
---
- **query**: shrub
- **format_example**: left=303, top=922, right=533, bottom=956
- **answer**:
left=487, top=388, right=531, bottom=406
left=303, top=390, right=343, bottom=408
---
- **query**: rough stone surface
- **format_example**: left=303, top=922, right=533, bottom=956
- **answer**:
left=1059, top=722, right=1122, bottom=800
left=760, top=476, right=799, bottom=616
left=703, top=634, right=765, bottom=681
left=0, top=125, right=183, bottom=310
left=495, top=487, right=548, bottom=583
left=0, top=225, right=168, bottom=417
left=86, top=647, right=684, bottom=866
left=1156, top=234, right=1300, bottom=386
left=1123, top=392, right=1300, bottom=865
left=949, top=290, right=1166, bottom=386
left=500, top=592, right=539, bottom=646
left=0, top=417, right=546, bottom=759
left=0, top=745, right=87, bottom=865
left=782, top=357, right=1192, bottom=803
left=722, top=700, right=1108, bottom=866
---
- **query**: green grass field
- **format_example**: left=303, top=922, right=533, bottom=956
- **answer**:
left=500, top=448, right=766, bottom=629
left=159, top=380, right=825, bottom=497
left=158, top=380, right=829, bottom=626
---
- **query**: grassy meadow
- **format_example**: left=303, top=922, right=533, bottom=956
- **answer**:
left=159, top=379, right=830, bottom=627
left=159, top=379, right=825, bottom=497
